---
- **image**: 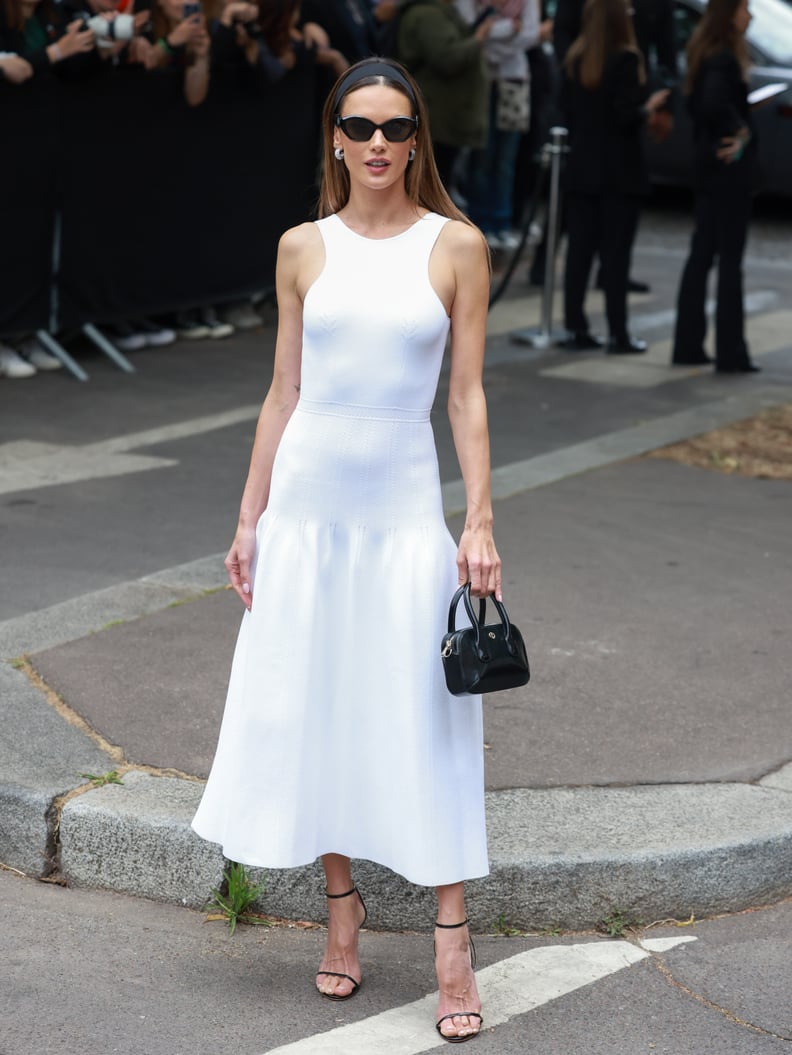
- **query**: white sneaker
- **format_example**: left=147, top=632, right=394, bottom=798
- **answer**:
left=17, top=338, right=63, bottom=371
left=0, top=344, right=37, bottom=378
left=497, top=230, right=520, bottom=250
left=134, top=319, right=176, bottom=347
left=200, top=306, right=234, bottom=339
left=109, top=323, right=147, bottom=351
left=221, top=302, right=262, bottom=331
left=176, top=312, right=210, bottom=340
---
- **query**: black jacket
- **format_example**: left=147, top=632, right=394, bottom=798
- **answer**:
left=562, top=49, right=650, bottom=196
left=688, top=50, right=759, bottom=194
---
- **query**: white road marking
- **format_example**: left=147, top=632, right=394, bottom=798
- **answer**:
left=260, top=938, right=695, bottom=1055
left=0, top=405, right=260, bottom=497
left=639, top=936, right=698, bottom=953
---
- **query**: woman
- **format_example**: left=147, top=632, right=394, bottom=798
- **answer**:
left=192, top=57, right=500, bottom=1044
left=459, top=0, right=548, bottom=251
left=397, top=0, right=492, bottom=191
left=672, top=0, right=758, bottom=372
left=0, top=0, right=95, bottom=75
left=147, top=0, right=211, bottom=105
left=561, top=0, right=668, bottom=353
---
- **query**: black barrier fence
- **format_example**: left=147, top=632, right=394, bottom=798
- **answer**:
left=1, top=57, right=319, bottom=341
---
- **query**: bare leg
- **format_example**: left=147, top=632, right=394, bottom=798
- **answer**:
left=435, top=882, right=482, bottom=1041
left=316, top=853, right=366, bottom=998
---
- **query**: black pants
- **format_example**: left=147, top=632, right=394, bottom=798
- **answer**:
left=673, top=190, right=752, bottom=368
left=433, top=141, right=459, bottom=192
left=564, top=192, right=640, bottom=340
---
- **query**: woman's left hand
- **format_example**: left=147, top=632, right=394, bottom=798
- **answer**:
left=717, top=129, right=749, bottom=164
left=457, top=525, right=502, bottom=601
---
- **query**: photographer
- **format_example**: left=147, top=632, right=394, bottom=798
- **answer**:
left=145, top=0, right=210, bottom=105
left=210, top=0, right=288, bottom=89
left=0, top=0, right=97, bottom=79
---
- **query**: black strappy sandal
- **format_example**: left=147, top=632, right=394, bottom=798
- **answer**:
left=434, top=919, right=483, bottom=1044
left=315, top=886, right=367, bottom=1001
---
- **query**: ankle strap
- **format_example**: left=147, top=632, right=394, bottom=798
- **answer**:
left=435, top=917, right=469, bottom=929
left=325, top=885, right=357, bottom=899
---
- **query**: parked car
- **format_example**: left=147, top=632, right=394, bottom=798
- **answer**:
left=646, top=0, right=792, bottom=195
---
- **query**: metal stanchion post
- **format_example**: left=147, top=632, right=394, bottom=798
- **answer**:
left=511, top=126, right=568, bottom=348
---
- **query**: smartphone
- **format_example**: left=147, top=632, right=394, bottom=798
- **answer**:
left=471, top=5, right=496, bottom=30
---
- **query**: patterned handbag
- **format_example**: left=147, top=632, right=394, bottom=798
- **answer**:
left=495, top=79, right=531, bottom=134
left=441, top=583, right=530, bottom=696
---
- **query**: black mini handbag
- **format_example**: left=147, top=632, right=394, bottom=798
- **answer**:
left=441, top=583, right=530, bottom=697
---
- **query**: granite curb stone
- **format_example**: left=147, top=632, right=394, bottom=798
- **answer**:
left=45, top=769, right=792, bottom=930
left=0, top=662, right=114, bottom=875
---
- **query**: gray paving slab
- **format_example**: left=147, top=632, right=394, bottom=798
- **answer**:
left=28, top=458, right=791, bottom=790
left=0, top=662, right=114, bottom=875
left=29, top=590, right=239, bottom=777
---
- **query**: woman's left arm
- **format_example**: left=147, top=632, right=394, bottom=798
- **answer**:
left=441, top=221, right=502, bottom=601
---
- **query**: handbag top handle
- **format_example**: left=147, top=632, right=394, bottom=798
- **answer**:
left=447, top=583, right=518, bottom=658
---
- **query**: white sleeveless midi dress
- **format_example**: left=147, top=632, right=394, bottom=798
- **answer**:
left=192, top=212, right=489, bottom=887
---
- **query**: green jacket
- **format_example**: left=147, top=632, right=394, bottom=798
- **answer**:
left=397, top=0, right=489, bottom=149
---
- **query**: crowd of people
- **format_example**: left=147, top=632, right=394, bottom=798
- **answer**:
left=1, top=0, right=761, bottom=379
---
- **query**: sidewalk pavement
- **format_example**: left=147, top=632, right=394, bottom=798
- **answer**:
left=2, top=253, right=792, bottom=932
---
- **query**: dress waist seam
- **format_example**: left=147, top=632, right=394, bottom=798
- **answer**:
left=297, top=399, right=431, bottom=423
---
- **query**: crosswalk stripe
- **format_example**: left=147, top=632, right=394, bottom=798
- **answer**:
left=260, top=938, right=694, bottom=1055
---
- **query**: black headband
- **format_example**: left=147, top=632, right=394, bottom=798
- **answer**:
left=332, top=62, right=417, bottom=114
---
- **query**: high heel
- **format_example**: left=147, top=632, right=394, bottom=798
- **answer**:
left=434, top=919, right=483, bottom=1044
left=315, top=886, right=367, bottom=1001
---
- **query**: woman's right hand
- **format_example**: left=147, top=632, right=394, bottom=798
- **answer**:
left=168, top=12, right=205, bottom=49
left=473, top=15, right=494, bottom=41
left=0, top=54, right=34, bottom=83
left=645, top=88, right=670, bottom=114
left=55, top=19, right=97, bottom=59
left=225, top=528, right=257, bottom=609
left=220, top=1, right=258, bottom=28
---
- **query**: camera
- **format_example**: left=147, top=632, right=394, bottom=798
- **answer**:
left=233, top=16, right=261, bottom=38
left=183, top=2, right=201, bottom=16
left=79, top=12, right=135, bottom=42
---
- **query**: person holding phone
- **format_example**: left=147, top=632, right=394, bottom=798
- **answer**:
left=192, top=57, right=501, bottom=1045
left=147, top=0, right=210, bottom=104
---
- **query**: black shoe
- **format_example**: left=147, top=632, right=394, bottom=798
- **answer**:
left=607, top=336, right=648, bottom=355
left=715, top=361, right=761, bottom=374
left=559, top=331, right=605, bottom=351
left=672, top=354, right=713, bottom=365
left=595, top=272, right=651, bottom=294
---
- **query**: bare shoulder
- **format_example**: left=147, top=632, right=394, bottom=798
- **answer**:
left=278, top=221, right=322, bottom=260
left=437, top=219, right=489, bottom=260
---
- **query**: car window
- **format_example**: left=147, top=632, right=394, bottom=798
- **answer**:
left=673, top=2, right=700, bottom=50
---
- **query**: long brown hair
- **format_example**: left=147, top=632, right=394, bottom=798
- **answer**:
left=3, top=0, right=53, bottom=32
left=317, top=57, right=471, bottom=225
left=565, top=0, right=645, bottom=90
left=685, top=0, right=750, bottom=93
left=257, top=0, right=298, bottom=57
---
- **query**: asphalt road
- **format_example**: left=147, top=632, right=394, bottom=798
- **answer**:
left=1, top=868, right=790, bottom=1055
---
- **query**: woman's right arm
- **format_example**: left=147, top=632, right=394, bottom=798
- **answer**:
left=225, top=223, right=315, bottom=608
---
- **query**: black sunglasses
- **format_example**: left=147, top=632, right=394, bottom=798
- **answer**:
left=335, top=115, right=418, bottom=143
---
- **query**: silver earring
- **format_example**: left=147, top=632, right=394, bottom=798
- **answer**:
left=334, top=147, right=344, bottom=161
left=408, top=148, right=416, bottom=161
